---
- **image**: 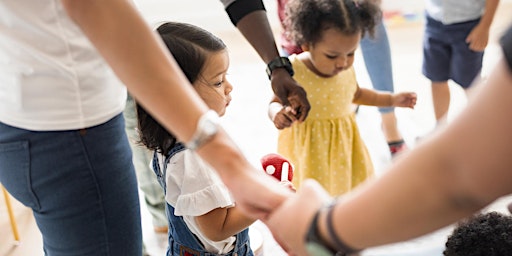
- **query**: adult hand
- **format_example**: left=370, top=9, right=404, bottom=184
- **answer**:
left=194, top=128, right=294, bottom=220
left=209, top=166, right=293, bottom=221
left=263, top=179, right=332, bottom=256
left=270, top=68, right=310, bottom=122
left=231, top=166, right=295, bottom=220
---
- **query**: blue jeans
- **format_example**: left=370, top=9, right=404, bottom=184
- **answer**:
left=360, top=20, right=395, bottom=114
left=0, top=114, right=142, bottom=256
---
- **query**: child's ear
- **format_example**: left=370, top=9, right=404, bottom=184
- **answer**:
left=300, top=43, right=310, bottom=52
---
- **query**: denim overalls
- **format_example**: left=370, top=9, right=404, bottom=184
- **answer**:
left=152, top=143, right=254, bottom=256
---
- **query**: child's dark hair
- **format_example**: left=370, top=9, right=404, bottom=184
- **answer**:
left=136, top=21, right=226, bottom=155
left=443, top=211, right=512, bottom=256
left=285, top=0, right=381, bottom=46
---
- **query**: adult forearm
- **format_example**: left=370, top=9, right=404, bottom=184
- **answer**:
left=61, top=0, right=206, bottom=143
left=223, top=0, right=279, bottom=62
left=331, top=59, right=512, bottom=250
left=331, top=144, right=481, bottom=249
left=236, top=10, right=281, bottom=64
left=62, top=0, right=261, bottom=191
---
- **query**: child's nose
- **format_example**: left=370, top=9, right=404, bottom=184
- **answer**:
left=336, top=57, right=347, bottom=69
left=225, top=81, right=233, bottom=94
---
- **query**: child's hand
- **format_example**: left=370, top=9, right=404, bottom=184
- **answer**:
left=392, top=92, right=417, bottom=109
left=273, top=106, right=298, bottom=129
left=279, top=180, right=296, bottom=192
left=466, top=23, right=490, bottom=52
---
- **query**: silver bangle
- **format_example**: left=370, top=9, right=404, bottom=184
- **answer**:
left=185, top=110, right=220, bottom=151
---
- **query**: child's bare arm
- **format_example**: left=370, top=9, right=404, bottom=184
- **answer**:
left=353, top=86, right=416, bottom=109
left=466, top=0, right=500, bottom=51
left=195, top=206, right=256, bottom=242
left=352, top=86, right=392, bottom=107
left=195, top=180, right=295, bottom=242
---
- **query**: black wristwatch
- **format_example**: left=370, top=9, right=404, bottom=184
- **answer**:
left=305, top=208, right=340, bottom=256
left=266, top=56, right=294, bottom=79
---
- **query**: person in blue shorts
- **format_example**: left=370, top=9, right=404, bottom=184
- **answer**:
left=423, top=0, right=499, bottom=125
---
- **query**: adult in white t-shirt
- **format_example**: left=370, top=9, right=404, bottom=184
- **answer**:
left=0, top=1, right=140, bottom=255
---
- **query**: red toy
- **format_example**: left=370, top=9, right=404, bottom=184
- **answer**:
left=260, top=153, right=294, bottom=182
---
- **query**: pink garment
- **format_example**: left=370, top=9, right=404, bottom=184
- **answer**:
left=277, top=0, right=303, bottom=55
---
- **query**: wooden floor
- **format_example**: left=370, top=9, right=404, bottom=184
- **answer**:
left=2, top=1, right=512, bottom=255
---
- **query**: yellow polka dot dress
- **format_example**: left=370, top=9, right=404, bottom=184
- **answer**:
left=278, top=55, right=374, bottom=196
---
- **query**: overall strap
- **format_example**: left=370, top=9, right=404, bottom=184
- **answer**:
left=151, top=143, right=186, bottom=192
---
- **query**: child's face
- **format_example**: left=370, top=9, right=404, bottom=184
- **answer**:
left=301, top=28, right=361, bottom=77
left=193, top=50, right=232, bottom=117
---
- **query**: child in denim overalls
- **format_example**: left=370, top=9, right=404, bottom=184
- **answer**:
left=135, top=21, right=254, bottom=256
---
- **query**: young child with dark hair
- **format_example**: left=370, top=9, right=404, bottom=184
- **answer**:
left=277, top=0, right=410, bottom=157
left=268, top=0, right=417, bottom=195
left=444, top=211, right=512, bottom=256
left=136, top=21, right=254, bottom=256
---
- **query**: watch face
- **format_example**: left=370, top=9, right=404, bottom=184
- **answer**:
left=306, top=242, right=335, bottom=256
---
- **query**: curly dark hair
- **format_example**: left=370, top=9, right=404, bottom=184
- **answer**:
left=443, top=211, right=512, bottom=256
left=284, top=0, right=381, bottom=46
left=136, top=21, right=226, bottom=155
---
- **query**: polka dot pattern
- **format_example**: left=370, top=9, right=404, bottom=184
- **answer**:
left=277, top=55, right=374, bottom=196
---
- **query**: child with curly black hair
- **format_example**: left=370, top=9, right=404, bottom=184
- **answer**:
left=268, top=0, right=417, bottom=195
left=444, top=211, right=512, bottom=256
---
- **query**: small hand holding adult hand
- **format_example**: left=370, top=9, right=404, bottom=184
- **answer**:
left=273, top=106, right=298, bottom=129
left=466, top=24, right=490, bottom=52
left=279, top=180, right=296, bottom=192
left=271, top=69, right=310, bottom=122
left=263, top=179, right=332, bottom=256
left=393, top=92, right=417, bottom=109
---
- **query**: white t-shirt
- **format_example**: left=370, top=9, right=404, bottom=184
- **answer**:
left=0, top=0, right=126, bottom=131
left=425, top=0, right=486, bottom=25
left=155, top=149, right=237, bottom=254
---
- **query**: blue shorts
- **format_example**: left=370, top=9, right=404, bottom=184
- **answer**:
left=422, top=15, right=484, bottom=88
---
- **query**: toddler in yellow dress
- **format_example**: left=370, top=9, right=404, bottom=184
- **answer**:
left=268, top=0, right=417, bottom=195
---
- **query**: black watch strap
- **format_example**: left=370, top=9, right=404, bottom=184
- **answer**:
left=305, top=202, right=361, bottom=256
left=266, top=56, right=294, bottom=79
left=305, top=207, right=339, bottom=255
left=326, top=204, right=360, bottom=255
